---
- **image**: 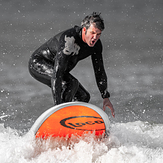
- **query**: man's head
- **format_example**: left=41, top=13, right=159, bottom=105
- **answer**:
left=81, top=12, right=105, bottom=47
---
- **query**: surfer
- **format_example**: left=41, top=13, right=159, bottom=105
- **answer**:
left=28, top=12, right=115, bottom=117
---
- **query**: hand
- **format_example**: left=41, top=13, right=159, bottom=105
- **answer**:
left=103, top=98, right=115, bottom=118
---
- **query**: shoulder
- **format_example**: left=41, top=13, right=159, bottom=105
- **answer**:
left=60, top=26, right=81, bottom=39
left=59, top=26, right=81, bottom=55
left=54, top=26, right=81, bottom=45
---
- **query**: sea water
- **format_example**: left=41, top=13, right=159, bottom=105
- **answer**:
left=0, top=0, right=163, bottom=162
left=0, top=121, right=163, bottom=162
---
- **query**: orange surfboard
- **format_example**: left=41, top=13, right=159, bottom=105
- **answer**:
left=29, top=102, right=110, bottom=139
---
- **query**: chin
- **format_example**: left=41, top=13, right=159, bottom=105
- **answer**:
left=88, top=43, right=95, bottom=47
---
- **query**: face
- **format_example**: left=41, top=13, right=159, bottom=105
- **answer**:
left=82, top=23, right=102, bottom=47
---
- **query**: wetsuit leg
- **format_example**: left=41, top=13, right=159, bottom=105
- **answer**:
left=62, top=74, right=79, bottom=102
left=50, top=73, right=91, bottom=104
left=29, top=57, right=78, bottom=104
left=62, top=74, right=90, bottom=103
left=74, top=83, right=90, bottom=102
left=28, top=56, right=53, bottom=87
left=29, top=55, right=59, bottom=103
left=29, top=57, right=90, bottom=104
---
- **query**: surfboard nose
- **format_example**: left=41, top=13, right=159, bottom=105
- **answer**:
left=29, top=102, right=110, bottom=139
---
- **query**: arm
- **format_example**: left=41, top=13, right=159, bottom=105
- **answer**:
left=51, top=32, right=80, bottom=105
left=51, top=35, right=71, bottom=104
left=52, top=52, right=69, bottom=104
left=91, top=41, right=115, bottom=117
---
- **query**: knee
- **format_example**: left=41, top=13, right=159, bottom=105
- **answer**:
left=82, top=91, right=90, bottom=102
left=62, top=78, right=79, bottom=102
left=76, top=91, right=90, bottom=103
left=71, top=78, right=79, bottom=89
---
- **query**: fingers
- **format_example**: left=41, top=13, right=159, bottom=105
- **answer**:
left=103, top=105, right=115, bottom=118
left=111, top=108, right=115, bottom=118
left=103, top=105, right=106, bottom=111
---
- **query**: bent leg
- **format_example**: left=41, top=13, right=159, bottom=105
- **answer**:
left=74, top=83, right=90, bottom=103
left=29, top=56, right=53, bottom=87
left=29, top=56, right=90, bottom=104
left=29, top=55, right=62, bottom=105
left=62, top=74, right=79, bottom=102
left=62, top=74, right=90, bottom=103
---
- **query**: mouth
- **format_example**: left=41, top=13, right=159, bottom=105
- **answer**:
left=90, top=40, right=96, bottom=46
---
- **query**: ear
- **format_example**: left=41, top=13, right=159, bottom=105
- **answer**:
left=83, top=27, right=86, bottom=32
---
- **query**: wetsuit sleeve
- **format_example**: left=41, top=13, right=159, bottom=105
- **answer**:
left=52, top=52, right=68, bottom=104
left=50, top=35, right=68, bottom=104
left=91, top=41, right=110, bottom=99
left=51, top=33, right=78, bottom=104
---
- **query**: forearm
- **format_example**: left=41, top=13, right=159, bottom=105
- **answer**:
left=95, top=71, right=110, bottom=98
left=51, top=65, right=64, bottom=105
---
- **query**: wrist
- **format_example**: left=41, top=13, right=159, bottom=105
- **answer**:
left=102, top=90, right=110, bottom=99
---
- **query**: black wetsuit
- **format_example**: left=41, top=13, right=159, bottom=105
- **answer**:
left=28, top=25, right=110, bottom=105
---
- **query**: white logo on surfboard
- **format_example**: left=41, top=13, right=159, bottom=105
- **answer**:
left=63, top=35, right=80, bottom=55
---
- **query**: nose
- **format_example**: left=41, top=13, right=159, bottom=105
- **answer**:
left=93, top=34, right=97, bottom=39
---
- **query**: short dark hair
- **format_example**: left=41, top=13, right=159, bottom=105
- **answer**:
left=81, top=12, right=105, bottom=31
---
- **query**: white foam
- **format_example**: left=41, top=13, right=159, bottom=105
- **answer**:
left=0, top=121, right=163, bottom=163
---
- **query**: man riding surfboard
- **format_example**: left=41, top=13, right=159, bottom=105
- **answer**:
left=28, top=12, right=115, bottom=118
